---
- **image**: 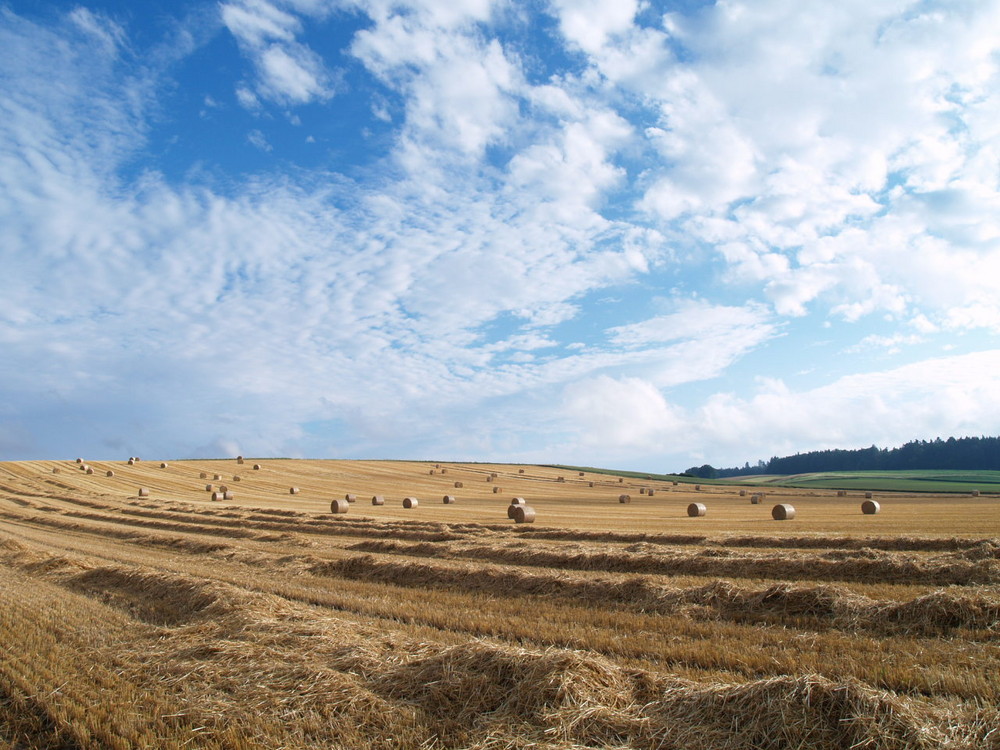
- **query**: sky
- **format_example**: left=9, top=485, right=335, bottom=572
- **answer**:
left=1, top=0, right=999, bottom=472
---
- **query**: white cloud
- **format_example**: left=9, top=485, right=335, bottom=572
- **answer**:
left=220, top=0, right=336, bottom=105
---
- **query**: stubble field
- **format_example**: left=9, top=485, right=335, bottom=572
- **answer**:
left=2, top=458, right=999, bottom=749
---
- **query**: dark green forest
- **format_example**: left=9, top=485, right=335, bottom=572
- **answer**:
left=685, top=436, right=1000, bottom=478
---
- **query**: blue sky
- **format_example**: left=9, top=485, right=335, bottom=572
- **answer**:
left=2, top=0, right=1000, bottom=471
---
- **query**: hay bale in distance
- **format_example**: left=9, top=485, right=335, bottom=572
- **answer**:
left=518, top=469, right=525, bottom=474
left=345, top=493, right=357, bottom=503
left=429, top=469, right=436, bottom=475
left=492, top=486, right=502, bottom=494
left=330, top=499, right=349, bottom=514
left=223, top=491, right=234, bottom=500
left=213, top=474, right=223, bottom=481
left=160, top=462, right=168, bottom=469
left=205, top=484, right=213, bottom=492
left=491, top=472, right=498, bottom=478
left=865, top=491, right=873, bottom=499
left=200, top=472, right=208, bottom=479
left=79, top=464, right=89, bottom=472
left=85, top=467, right=94, bottom=475
left=687, top=503, right=706, bottom=517
left=137, top=488, right=149, bottom=497
left=513, top=505, right=535, bottom=523
left=442, top=495, right=456, bottom=504
left=52, top=467, right=60, bottom=474
left=510, top=497, right=526, bottom=505
left=440, top=468, right=448, bottom=474
left=486, top=475, right=493, bottom=482
left=639, top=488, right=647, bottom=495
left=647, top=489, right=655, bottom=497
left=619, top=494, right=631, bottom=503
left=76, top=458, right=83, bottom=464
left=253, top=464, right=261, bottom=470
left=972, top=490, right=980, bottom=497
left=289, top=487, right=300, bottom=495
left=233, top=476, right=241, bottom=482
left=588, top=481, right=595, bottom=487
left=861, top=500, right=881, bottom=515
left=578, top=471, right=585, bottom=477
left=750, top=494, right=762, bottom=505
left=453, top=481, right=464, bottom=488
left=403, top=497, right=418, bottom=509
left=739, top=489, right=747, bottom=497
left=772, top=503, right=796, bottom=520
left=556, top=476, right=565, bottom=483
left=618, top=478, right=624, bottom=483
left=371, top=495, right=385, bottom=506
left=127, top=458, right=135, bottom=465
left=837, top=490, right=847, bottom=497
left=694, top=484, right=701, bottom=491
left=211, top=492, right=224, bottom=502
left=219, top=485, right=229, bottom=493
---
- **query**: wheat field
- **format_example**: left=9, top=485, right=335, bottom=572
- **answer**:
left=2, top=458, right=999, bottom=749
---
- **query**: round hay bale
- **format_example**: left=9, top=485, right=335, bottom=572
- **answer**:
left=137, top=488, right=149, bottom=497
left=492, top=486, right=502, bottom=494
left=619, top=494, right=631, bottom=503
left=127, top=458, right=135, bottom=465
left=865, top=491, right=873, bottom=499
left=518, top=468, right=525, bottom=474
left=442, top=495, right=456, bottom=504
left=429, top=469, right=436, bottom=475
left=253, top=464, right=261, bottom=470
left=213, top=474, right=223, bottom=481
left=199, top=472, right=208, bottom=479
left=211, top=492, right=224, bottom=502
left=159, top=462, right=168, bottom=468
left=440, top=468, right=448, bottom=474
left=772, top=503, right=795, bottom=520
left=52, top=467, right=60, bottom=474
left=345, top=493, right=357, bottom=503
left=694, top=484, right=701, bottom=491
left=510, top=497, right=526, bottom=505
left=453, top=481, right=464, bottom=488
left=687, top=502, right=706, bottom=517
left=205, top=484, right=213, bottom=492
left=76, top=458, right=83, bottom=464
left=219, top=485, right=229, bottom=493
left=85, top=467, right=94, bottom=475
left=837, top=490, right=847, bottom=497
left=513, top=505, right=535, bottom=523
left=330, top=499, right=349, bottom=514
left=618, top=478, right=624, bottom=483
left=289, top=487, right=300, bottom=495
left=435, top=464, right=441, bottom=469
left=647, top=489, right=655, bottom=497
left=233, top=476, right=241, bottom=482
left=486, top=475, right=493, bottom=482
left=491, top=472, right=498, bottom=478
left=672, top=481, right=678, bottom=486
left=739, top=489, right=747, bottom=497
left=556, top=476, right=565, bottom=482
left=750, top=494, right=761, bottom=504
left=403, top=497, right=418, bottom=508
left=223, top=491, right=234, bottom=500
left=639, top=488, right=647, bottom=495
left=578, top=472, right=585, bottom=477
left=371, top=495, right=385, bottom=505
left=971, top=490, right=980, bottom=497
left=237, top=456, right=245, bottom=464
left=79, top=464, right=89, bottom=471
left=507, top=504, right=518, bottom=519
left=861, top=500, right=881, bottom=515
left=589, top=481, right=595, bottom=487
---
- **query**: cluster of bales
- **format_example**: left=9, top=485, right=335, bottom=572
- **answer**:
left=684, top=489, right=884, bottom=520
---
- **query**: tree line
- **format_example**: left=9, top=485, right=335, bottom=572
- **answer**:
left=684, top=436, right=1000, bottom=478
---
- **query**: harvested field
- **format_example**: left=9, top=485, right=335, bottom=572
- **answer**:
left=1, top=458, right=999, bottom=749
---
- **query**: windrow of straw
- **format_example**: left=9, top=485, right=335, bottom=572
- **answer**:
left=313, top=554, right=1000, bottom=635
left=347, top=538, right=1000, bottom=586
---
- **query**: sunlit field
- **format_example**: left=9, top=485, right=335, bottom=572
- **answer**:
left=2, top=458, right=999, bottom=749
